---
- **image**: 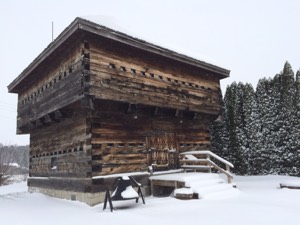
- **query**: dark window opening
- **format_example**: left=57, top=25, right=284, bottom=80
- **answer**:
left=92, top=155, right=102, bottom=160
left=51, top=157, right=57, bottom=169
left=107, top=143, right=114, bottom=148
left=108, top=63, right=115, bottom=69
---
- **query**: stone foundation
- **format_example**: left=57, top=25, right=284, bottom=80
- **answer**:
left=28, top=185, right=151, bottom=206
left=28, top=186, right=106, bottom=206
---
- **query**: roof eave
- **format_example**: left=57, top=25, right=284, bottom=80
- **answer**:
left=8, top=18, right=82, bottom=93
left=8, top=17, right=230, bottom=93
left=77, top=18, right=230, bottom=78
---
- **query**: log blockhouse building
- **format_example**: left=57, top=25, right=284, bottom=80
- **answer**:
left=8, top=18, right=230, bottom=205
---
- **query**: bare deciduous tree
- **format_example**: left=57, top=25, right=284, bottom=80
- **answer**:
left=0, top=145, right=17, bottom=185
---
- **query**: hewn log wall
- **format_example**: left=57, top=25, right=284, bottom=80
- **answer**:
left=16, top=44, right=84, bottom=132
left=87, top=38, right=222, bottom=116
left=88, top=100, right=214, bottom=177
left=29, top=115, right=90, bottom=178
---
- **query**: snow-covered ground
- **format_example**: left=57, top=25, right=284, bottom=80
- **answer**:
left=0, top=175, right=299, bottom=225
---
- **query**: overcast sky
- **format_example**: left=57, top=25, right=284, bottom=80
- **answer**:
left=1, top=0, right=299, bottom=145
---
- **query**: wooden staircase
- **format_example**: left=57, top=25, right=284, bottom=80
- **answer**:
left=179, top=150, right=234, bottom=184
left=150, top=150, right=237, bottom=199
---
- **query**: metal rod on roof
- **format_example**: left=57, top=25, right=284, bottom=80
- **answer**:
left=52, top=21, right=54, bottom=42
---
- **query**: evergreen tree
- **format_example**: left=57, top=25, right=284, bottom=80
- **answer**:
left=231, top=83, right=245, bottom=174
left=290, top=70, right=300, bottom=175
left=223, top=82, right=253, bottom=175
left=210, top=99, right=228, bottom=158
left=295, top=70, right=300, bottom=110
left=223, top=82, right=241, bottom=172
left=276, top=62, right=295, bottom=174
left=296, top=71, right=300, bottom=175
left=241, top=83, right=259, bottom=174
left=210, top=62, right=300, bottom=176
left=255, top=78, right=276, bottom=174
left=234, top=82, right=252, bottom=175
left=223, top=82, right=237, bottom=162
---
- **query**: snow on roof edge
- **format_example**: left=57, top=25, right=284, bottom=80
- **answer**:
left=9, top=16, right=230, bottom=93
left=80, top=16, right=230, bottom=73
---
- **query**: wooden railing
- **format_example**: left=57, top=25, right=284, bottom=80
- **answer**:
left=179, top=150, right=234, bottom=184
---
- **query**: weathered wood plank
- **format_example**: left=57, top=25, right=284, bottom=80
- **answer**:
left=88, top=45, right=222, bottom=86
left=89, top=60, right=220, bottom=92
left=17, top=70, right=84, bottom=130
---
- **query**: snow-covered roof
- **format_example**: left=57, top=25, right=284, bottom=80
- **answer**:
left=8, top=17, right=230, bottom=93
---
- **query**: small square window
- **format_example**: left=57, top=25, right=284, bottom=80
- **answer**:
left=108, top=63, right=115, bottom=69
left=51, top=157, right=57, bottom=170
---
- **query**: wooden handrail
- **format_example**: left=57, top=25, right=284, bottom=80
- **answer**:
left=181, top=151, right=234, bottom=168
left=179, top=150, right=234, bottom=184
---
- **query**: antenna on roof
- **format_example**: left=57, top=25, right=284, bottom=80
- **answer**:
left=52, top=21, right=54, bottom=42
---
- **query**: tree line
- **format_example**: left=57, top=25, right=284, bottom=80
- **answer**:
left=211, top=62, right=300, bottom=176
left=0, top=144, right=29, bottom=185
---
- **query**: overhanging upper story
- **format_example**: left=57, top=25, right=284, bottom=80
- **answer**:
left=8, top=17, right=230, bottom=134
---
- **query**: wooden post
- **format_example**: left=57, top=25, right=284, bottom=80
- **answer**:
left=226, top=165, right=232, bottom=183
left=207, top=154, right=211, bottom=173
left=175, top=181, right=178, bottom=189
left=150, top=180, right=155, bottom=196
